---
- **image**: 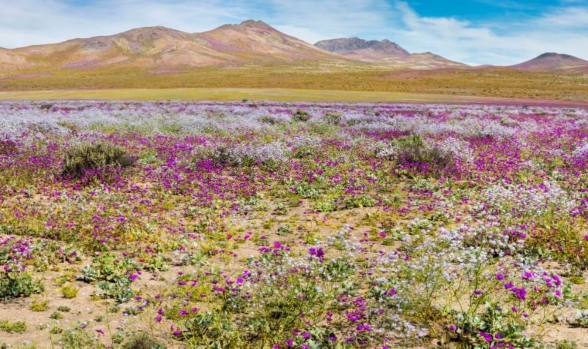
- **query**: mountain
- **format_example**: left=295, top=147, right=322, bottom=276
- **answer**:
left=11, top=26, right=224, bottom=69
left=0, top=48, right=28, bottom=69
left=196, top=20, right=342, bottom=63
left=315, top=37, right=409, bottom=59
left=314, top=37, right=466, bottom=69
left=511, top=52, right=588, bottom=71
left=7, top=21, right=346, bottom=71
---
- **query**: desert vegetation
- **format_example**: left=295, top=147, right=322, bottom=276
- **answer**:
left=1, top=101, right=588, bottom=348
left=1, top=65, right=588, bottom=102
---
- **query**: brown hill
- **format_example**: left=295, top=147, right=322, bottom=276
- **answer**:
left=315, top=37, right=410, bottom=60
left=7, top=21, right=347, bottom=71
left=0, top=48, right=28, bottom=69
left=314, top=37, right=467, bottom=69
left=196, top=20, right=344, bottom=64
left=511, top=52, right=588, bottom=71
left=11, top=26, right=234, bottom=69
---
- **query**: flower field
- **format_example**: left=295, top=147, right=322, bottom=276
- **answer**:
left=1, top=101, right=588, bottom=348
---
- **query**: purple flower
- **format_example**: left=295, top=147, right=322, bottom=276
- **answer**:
left=479, top=331, right=493, bottom=342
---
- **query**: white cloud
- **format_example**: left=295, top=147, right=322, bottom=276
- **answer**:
left=0, top=0, right=587, bottom=65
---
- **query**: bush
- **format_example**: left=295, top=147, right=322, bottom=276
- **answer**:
left=395, top=134, right=452, bottom=167
left=0, top=320, right=27, bottom=333
left=61, top=142, right=134, bottom=178
left=122, top=333, right=164, bottom=349
left=61, top=284, right=79, bottom=299
left=292, top=109, right=311, bottom=122
left=323, top=112, right=342, bottom=125
left=0, top=272, right=44, bottom=299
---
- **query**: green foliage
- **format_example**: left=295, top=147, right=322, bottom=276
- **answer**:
left=121, top=333, right=164, bottom=349
left=258, top=115, right=282, bottom=125
left=0, top=320, right=27, bottom=333
left=553, top=339, right=578, bottom=349
left=0, top=272, right=44, bottom=299
left=29, top=300, right=49, bottom=312
left=339, top=195, right=375, bottom=209
left=50, top=311, right=64, bottom=320
left=58, top=325, right=97, bottom=349
left=61, top=142, right=133, bottom=178
left=57, top=306, right=71, bottom=312
left=395, top=134, right=452, bottom=167
left=323, top=112, right=342, bottom=125
left=292, top=109, right=311, bottom=122
left=61, top=284, right=80, bottom=298
left=80, top=253, right=137, bottom=303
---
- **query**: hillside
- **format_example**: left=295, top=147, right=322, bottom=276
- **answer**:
left=511, top=52, right=588, bottom=71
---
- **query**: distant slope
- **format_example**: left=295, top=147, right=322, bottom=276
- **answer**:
left=511, top=52, right=588, bottom=71
left=315, top=37, right=409, bottom=59
left=314, top=37, right=467, bottom=69
left=196, top=20, right=345, bottom=64
left=0, top=48, right=28, bottom=69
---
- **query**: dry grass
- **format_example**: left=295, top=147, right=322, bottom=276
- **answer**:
left=1, top=64, right=588, bottom=102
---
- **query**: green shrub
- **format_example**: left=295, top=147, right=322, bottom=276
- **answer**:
left=61, top=284, right=79, bottom=299
left=29, top=300, right=49, bottom=312
left=292, top=109, right=311, bottom=122
left=258, top=115, right=282, bottom=125
left=122, top=333, right=164, bottom=349
left=323, top=112, right=342, bottom=125
left=395, top=134, right=452, bottom=167
left=0, top=320, right=27, bottom=333
left=0, top=272, right=44, bottom=299
left=59, top=326, right=96, bottom=348
left=61, top=142, right=134, bottom=178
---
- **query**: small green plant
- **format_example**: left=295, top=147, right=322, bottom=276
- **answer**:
left=30, top=300, right=49, bottom=312
left=57, top=306, right=71, bottom=312
left=107, top=305, right=121, bottom=313
left=122, top=333, right=164, bottom=349
left=61, top=142, right=134, bottom=178
left=112, top=331, right=126, bottom=344
left=49, top=325, right=63, bottom=335
left=61, top=284, right=79, bottom=299
left=58, top=325, right=96, bottom=348
left=554, top=339, right=578, bottom=349
left=0, top=320, right=27, bottom=333
left=50, top=311, right=63, bottom=320
left=277, top=224, right=293, bottom=235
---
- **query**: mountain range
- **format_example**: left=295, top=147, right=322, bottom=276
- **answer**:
left=0, top=20, right=587, bottom=74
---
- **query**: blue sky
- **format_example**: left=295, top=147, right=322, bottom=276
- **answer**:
left=1, top=0, right=587, bottom=65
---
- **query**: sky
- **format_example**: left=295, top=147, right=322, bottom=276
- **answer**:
left=1, top=0, right=588, bottom=66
